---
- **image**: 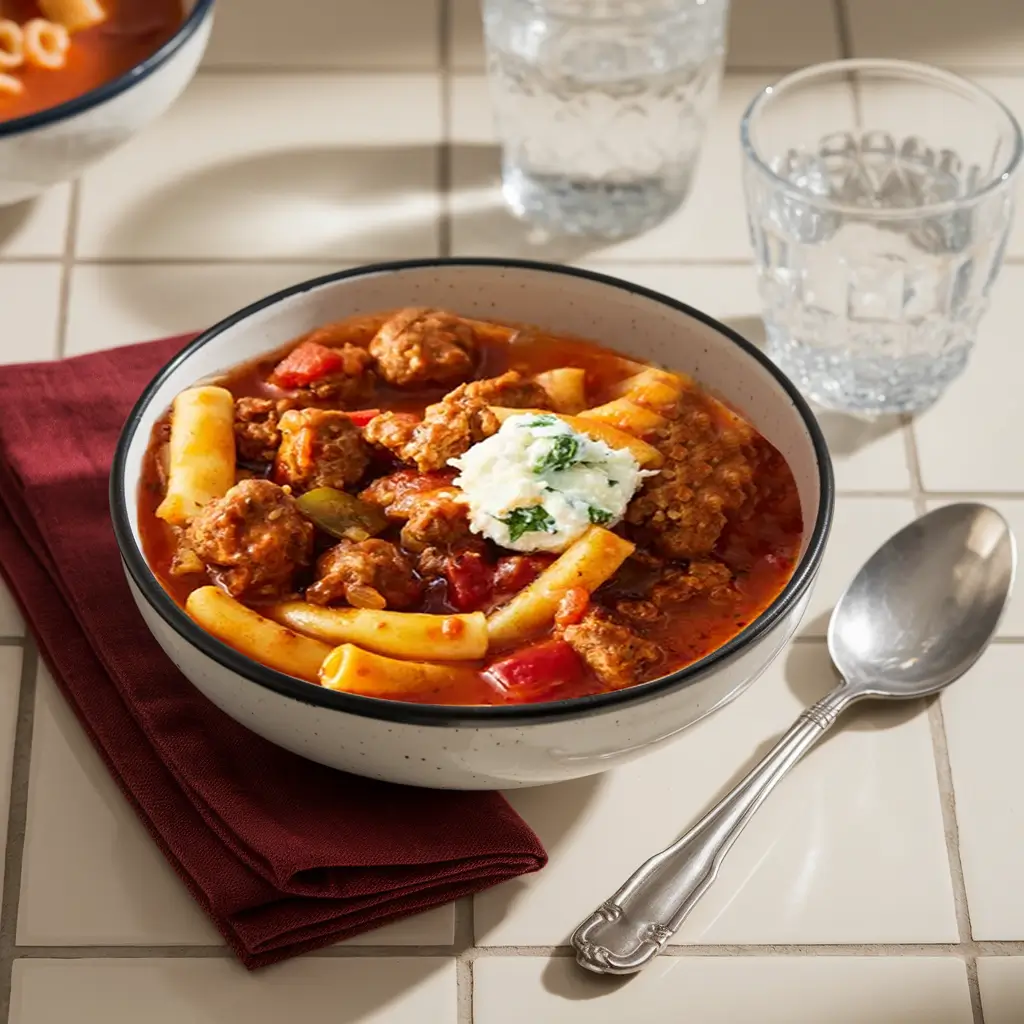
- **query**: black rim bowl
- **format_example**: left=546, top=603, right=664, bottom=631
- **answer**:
left=110, top=258, right=835, bottom=728
left=0, top=0, right=216, bottom=141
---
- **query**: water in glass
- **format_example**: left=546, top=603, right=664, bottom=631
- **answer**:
left=483, top=0, right=729, bottom=239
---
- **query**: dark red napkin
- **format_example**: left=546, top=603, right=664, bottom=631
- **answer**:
left=0, top=335, right=546, bottom=968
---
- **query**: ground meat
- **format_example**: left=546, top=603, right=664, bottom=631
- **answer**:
left=399, top=490, right=473, bottom=553
left=626, top=394, right=756, bottom=559
left=273, top=408, right=370, bottom=493
left=617, top=558, right=734, bottom=622
left=369, top=308, right=478, bottom=387
left=563, top=609, right=664, bottom=691
left=186, top=479, right=314, bottom=600
left=363, top=372, right=545, bottom=472
left=301, top=343, right=376, bottom=405
left=358, top=468, right=456, bottom=516
left=459, top=370, right=549, bottom=409
left=234, top=397, right=282, bottom=463
left=306, top=538, right=423, bottom=609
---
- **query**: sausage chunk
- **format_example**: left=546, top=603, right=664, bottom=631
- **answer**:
left=363, top=372, right=546, bottom=472
left=399, top=490, right=473, bottom=553
left=234, top=397, right=281, bottom=463
left=359, top=468, right=457, bottom=517
left=369, top=308, right=478, bottom=387
left=274, top=408, right=370, bottom=493
left=626, top=395, right=755, bottom=559
left=616, top=558, right=733, bottom=623
left=306, top=538, right=423, bottom=609
left=186, top=478, right=314, bottom=601
left=563, top=609, right=663, bottom=690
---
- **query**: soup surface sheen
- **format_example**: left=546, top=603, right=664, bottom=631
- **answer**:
left=0, top=0, right=183, bottom=122
left=139, top=309, right=803, bottom=707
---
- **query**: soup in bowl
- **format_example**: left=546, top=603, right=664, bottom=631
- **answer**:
left=112, top=260, right=834, bottom=789
left=0, top=0, right=212, bottom=204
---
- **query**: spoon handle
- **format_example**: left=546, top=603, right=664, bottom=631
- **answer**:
left=571, top=684, right=853, bottom=975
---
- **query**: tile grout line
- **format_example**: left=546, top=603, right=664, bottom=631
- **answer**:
left=54, top=181, right=81, bottom=359
left=0, top=641, right=39, bottom=1022
left=903, top=417, right=986, bottom=1024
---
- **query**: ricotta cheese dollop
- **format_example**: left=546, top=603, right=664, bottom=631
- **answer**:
left=450, top=413, right=653, bottom=553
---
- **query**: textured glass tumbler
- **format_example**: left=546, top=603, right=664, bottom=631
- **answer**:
left=482, top=0, right=729, bottom=239
left=741, top=60, right=1023, bottom=414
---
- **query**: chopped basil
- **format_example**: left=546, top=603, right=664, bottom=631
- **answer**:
left=501, top=505, right=556, bottom=542
left=533, top=433, right=580, bottom=473
left=588, top=506, right=613, bottom=525
left=522, top=414, right=557, bottom=428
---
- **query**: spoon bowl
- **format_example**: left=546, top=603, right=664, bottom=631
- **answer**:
left=828, top=502, right=1016, bottom=699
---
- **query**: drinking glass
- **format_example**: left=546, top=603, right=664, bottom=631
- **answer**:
left=482, top=0, right=730, bottom=239
left=741, top=59, right=1023, bottom=414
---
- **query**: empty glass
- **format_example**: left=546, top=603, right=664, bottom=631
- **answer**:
left=742, top=60, right=1023, bottom=414
left=482, top=0, right=730, bottom=239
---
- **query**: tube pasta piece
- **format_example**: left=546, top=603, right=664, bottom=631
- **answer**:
left=578, top=397, right=666, bottom=436
left=490, top=407, right=664, bottom=468
left=267, top=603, right=488, bottom=661
left=320, top=644, right=478, bottom=697
left=155, top=385, right=237, bottom=527
left=0, top=20, right=24, bottom=70
left=38, top=0, right=108, bottom=33
left=0, top=71, right=22, bottom=96
left=186, top=587, right=332, bottom=684
left=487, top=526, right=635, bottom=645
left=535, top=367, right=587, bottom=414
left=23, top=19, right=69, bottom=69
left=612, top=367, right=689, bottom=411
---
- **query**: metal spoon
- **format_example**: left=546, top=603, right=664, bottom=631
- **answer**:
left=572, top=502, right=1015, bottom=976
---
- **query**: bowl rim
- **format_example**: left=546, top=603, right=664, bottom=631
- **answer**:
left=110, top=257, right=835, bottom=728
left=0, top=0, right=216, bottom=141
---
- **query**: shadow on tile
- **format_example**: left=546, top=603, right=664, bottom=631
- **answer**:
left=97, top=144, right=444, bottom=261
left=450, top=143, right=631, bottom=263
left=0, top=198, right=37, bottom=246
left=815, top=409, right=904, bottom=462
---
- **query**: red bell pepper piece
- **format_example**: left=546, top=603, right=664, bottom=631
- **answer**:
left=345, top=408, right=381, bottom=427
left=270, top=341, right=346, bottom=388
left=486, top=640, right=584, bottom=700
left=444, top=551, right=494, bottom=612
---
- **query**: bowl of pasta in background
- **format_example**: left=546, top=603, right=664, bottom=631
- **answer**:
left=110, top=259, right=834, bottom=790
left=0, top=0, right=214, bottom=205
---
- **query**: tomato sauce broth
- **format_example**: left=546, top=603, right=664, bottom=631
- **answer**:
left=138, top=313, right=804, bottom=706
left=0, top=0, right=184, bottom=122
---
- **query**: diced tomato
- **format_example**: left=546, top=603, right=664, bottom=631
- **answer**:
left=270, top=341, right=346, bottom=388
left=485, top=640, right=583, bottom=700
left=345, top=408, right=381, bottom=428
left=554, top=586, right=590, bottom=628
left=443, top=551, right=494, bottom=612
left=492, top=554, right=555, bottom=593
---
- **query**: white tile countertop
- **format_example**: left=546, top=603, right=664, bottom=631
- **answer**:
left=2, top=0, right=1024, bottom=1021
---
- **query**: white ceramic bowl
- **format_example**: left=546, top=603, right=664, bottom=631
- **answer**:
left=111, top=260, right=834, bottom=790
left=0, top=0, right=214, bottom=205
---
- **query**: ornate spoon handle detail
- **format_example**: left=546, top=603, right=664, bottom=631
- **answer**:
left=571, top=685, right=855, bottom=975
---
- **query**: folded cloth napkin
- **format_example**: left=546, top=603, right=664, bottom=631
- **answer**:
left=0, top=335, right=546, bottom=968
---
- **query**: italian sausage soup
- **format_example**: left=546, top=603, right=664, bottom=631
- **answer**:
left=139, top=309, right=803, bottom=706
left=0, top=0, right=183, bottom=121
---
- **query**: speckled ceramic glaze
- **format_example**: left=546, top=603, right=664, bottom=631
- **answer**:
left=0, top=0, right=214, bottom=205
left=111, top=260, right=834, bottom=790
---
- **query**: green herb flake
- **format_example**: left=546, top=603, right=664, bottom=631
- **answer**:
left=588, top=506, right=613, bottom=525
left=522, top=414, right=558, bottom=428
left=533, top=433, right=580, bottom=474
left=501, top=505, right=556, bottom=542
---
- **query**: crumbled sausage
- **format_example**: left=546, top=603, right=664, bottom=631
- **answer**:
left=399, top=490, right=473, bottom=553
left=369, top=308, right=478, bottom=387
left=358, top=468, right=456, bottom=516
left=234, top=397, right=281, bottom=463
left=186, top=478, right=314, bottom=600
left=626, top=394, right=755, bottom=559
left=306, top=538, right=423, bottom=609
left=563, top=609, right=664, bottom=690
left=299, top=343, right=376, bottom=405
left=274, top=408, right=370, bottom=493
left=363, top=372, right=546, bottom=472
left=616, top=558, right=733, bottom=622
